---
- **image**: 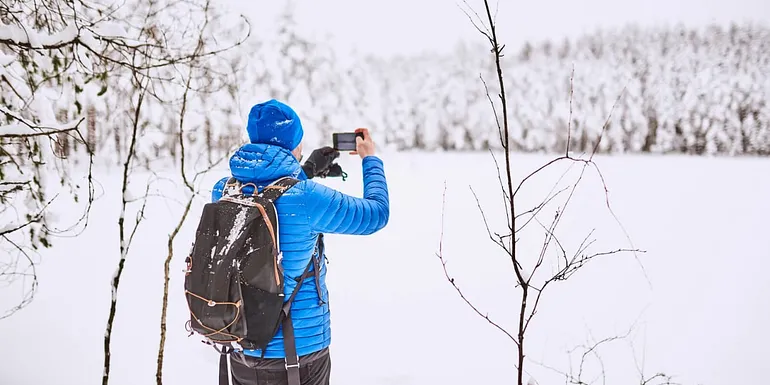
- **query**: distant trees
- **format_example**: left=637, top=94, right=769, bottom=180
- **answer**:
left=373, top=22, right=770, bottom=155
left=259, top=20, right=767, bottom=156
left=6, top=15, right=766, bottom=176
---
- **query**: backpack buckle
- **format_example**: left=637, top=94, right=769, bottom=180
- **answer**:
left=285, top=356, right=300, bottom=370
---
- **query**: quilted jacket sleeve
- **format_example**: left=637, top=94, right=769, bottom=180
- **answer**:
left=305, top=155, right=389, bottom=235
left=211, top=177, right=228, bottom=202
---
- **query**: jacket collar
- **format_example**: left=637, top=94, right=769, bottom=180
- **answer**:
left=229, top=143, right=307, bottom=185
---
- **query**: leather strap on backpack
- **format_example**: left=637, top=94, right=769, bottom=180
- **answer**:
left=259, top=177, right=300, bottom=202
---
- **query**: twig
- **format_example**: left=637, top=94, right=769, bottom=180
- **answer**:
left=438, top=182, right=518, bottom=346
left=488, top=149, right=511, bottom=226
left=469, top=185, right=509, bottom=254
left=481, top=76, right=504, bottom=148
left=566, top=63, right=575, bottom=156
left=457, top=1, right=492, bottom=43
left=103, top=76, right=149, bottom=385
left=0, top=235, right=39, bottom=320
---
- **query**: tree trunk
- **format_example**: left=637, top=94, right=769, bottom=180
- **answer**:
left=87, top=105, right=97, bottom=153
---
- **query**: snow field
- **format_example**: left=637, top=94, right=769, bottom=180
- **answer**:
left=0, top=152, right=768, bottom=385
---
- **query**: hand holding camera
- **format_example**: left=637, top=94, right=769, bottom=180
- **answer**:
left=303, top=128, right=376, bottom=180
left=332, top=128, right=375, bottom=159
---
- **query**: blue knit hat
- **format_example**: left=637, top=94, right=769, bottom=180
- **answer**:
left=246, top=99, right=304, bottom=150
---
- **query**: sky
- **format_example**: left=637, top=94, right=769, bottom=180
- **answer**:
left=234, top=0, right=769, bottom=57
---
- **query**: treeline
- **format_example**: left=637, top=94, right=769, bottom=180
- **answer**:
left=43, top=18, right=770, bottom=162
left=370, top=22, right=770, bottom=155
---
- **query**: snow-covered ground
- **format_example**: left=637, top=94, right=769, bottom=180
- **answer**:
left=0, top=151, right=768, bottom=385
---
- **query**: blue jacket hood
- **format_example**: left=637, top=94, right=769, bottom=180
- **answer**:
left=229, top=143, right=307, bottom=185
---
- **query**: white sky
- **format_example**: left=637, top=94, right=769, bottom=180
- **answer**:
left=235, top=0, right=769, bottom=57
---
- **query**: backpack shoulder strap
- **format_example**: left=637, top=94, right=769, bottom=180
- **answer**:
left=259, top=177, right=300, bottom=202
left=220, top=177, right=240, bottom=198
left=281, top=235, right=322, bottom=385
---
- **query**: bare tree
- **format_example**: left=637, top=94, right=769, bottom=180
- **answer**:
left=153, top=17, right=242, bottom=382
left=2, top=0, right=248, bottom=381
left=1, top=0, right=100, bottom=319
left=107, top=72, right=151, bottom=385
left=0, top=1, right=256, bottom=384
left=436, top=1, right=649, bottom=384
left=532, top=321, right=681, bottom=385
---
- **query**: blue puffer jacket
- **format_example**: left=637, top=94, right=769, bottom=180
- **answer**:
left=211, top=143, right=390, bottom=358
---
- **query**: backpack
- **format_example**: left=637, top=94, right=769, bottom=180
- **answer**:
left=183, top=176, right=319, bottom=385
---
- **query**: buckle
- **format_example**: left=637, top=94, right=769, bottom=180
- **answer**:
left=284, top=356, right=300, bottom=370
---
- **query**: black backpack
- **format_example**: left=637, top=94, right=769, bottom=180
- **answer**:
left=183, top=176, right=318, bottom=385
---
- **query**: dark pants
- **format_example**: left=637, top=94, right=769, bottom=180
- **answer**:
left=230, top=348, right=331, bottom=385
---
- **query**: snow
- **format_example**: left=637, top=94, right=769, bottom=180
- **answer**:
left=0, top=221, right=19, bottom=234
left=0, top=23, right=79, bottom=48
left=275, top=119, right=294, bottom=126
left=0, top=117, right=83, bottom=137
left=0, top=153, right=768, bottom=385
left=91, top=22, right=129, bottom=39
left=519, top=264, right=532, bottom=282
left=0, top=123, right=34, bottom=136
left=0, top=52, right=13, bottom=67
left=220, top=206, right=249, bottom=256
left=122, top=189, right=134, bottom=202
left=76, top=29, right=101, bottom=51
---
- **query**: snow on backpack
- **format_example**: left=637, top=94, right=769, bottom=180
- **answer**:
left=183, top=176, right=317, bottom=385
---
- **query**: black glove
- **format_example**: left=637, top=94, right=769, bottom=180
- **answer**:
left=319, top=163, right=347, bottom=181
left=301, top=146, right=340, bottom=179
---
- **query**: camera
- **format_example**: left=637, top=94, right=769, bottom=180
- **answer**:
left=332, top=132, right=364, bottom=152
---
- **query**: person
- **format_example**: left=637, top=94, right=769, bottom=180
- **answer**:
left=210, top=99, right=390, bottom=385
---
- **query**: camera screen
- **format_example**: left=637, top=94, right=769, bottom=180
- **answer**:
left=333, top=133, right=359, bottom=151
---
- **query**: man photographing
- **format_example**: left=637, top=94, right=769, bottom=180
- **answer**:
left=205, top=99, right=390, bottom=385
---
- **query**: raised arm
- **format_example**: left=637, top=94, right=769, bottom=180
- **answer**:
left=305, top=155, right=389, bottom=235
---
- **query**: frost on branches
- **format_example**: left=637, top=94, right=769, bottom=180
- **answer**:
left=0, top=0, right=249, bottom=318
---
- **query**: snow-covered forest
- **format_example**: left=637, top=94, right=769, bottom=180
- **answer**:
left=67, top=20, right=770, bottom=156
left=4, top=4, right=769, bottom=171
left=343, top=22, right=770, bottom=155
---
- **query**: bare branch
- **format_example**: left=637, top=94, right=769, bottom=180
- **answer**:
left=156, top=7, right=233, bottom=379
left=566, top=63, right=575, bottom=156
left=528, top=319, right=667, bottom=385
left=104, top=74, right=149, bottom=385
left=0, top=109, right=85, bottom=139
left=439, top=182, right=518, bottom=346
left=590, top=85, right=627, bottom=159
left=589, top=161, right=652, bottom=287
left=514, top=186, right=569, bottom=221
left=480, top=76, right=504, bottom=148
left=488, top=149, right=511, bottom=227
left=469, top=185, right=509, bottom=254
left=0, top=235, right=39, bottom=320
left=0, top=193, right=59, bottom=237
left=457, top=0, right=492, bottom=43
